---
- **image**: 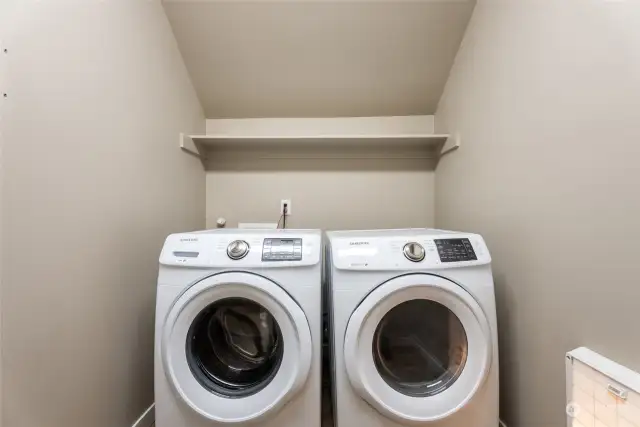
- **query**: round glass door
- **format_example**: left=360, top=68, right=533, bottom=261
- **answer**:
left=372, top=299, right=468, bottom=397
left=344, top=274, right=491, bottom=423
left=162, top=272, right=312, bottom=423
left=187, top=297, right=284, bottom=397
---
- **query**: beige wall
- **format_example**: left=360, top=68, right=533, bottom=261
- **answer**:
left=206, top=168, right=435, bottom=230
left=205, top=116, right=435, bottom=136
left=1, top=2, right=205, bottom=427
left=0, top=1, right=7, bottom=423
left=204, top=117, right=436, bottom=230
left=434, top=1, right=640, bottom=426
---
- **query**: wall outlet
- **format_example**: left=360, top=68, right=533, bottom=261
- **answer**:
left=280, top=199, right=292, bottom=215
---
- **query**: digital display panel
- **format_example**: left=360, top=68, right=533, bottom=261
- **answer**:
left=434, top=238, right=477, bottom=263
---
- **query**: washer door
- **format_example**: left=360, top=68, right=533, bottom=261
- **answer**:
left=162, top=272, right=312, bottom=423
left=344, top=274, right=492, bottom=424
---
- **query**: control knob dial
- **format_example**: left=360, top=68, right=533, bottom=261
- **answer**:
left=227, top=240, right=250, bottom=260
left=403, top=242, right=425, bottom=262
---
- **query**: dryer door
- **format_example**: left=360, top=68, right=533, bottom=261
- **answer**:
left=162, top=272, right=312, bottom=423
left=343, top=274, right=492, bottom=424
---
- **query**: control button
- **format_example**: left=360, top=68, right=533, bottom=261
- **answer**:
left=403, top=242, right=425, bottom=262
left=227, top=240, right=250, bottom=260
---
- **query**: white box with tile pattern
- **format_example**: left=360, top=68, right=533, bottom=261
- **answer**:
left=567, top=348, right=640, bottom=427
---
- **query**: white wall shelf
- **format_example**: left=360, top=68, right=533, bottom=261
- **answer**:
left=179, top=117, right=459, bottom=168
left=182, top=133, right=450, bottom=156
left=197, top=134, right=450, bottom=145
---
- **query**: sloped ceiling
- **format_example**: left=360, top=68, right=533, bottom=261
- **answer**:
left=163, top=0, right=475, bottom=118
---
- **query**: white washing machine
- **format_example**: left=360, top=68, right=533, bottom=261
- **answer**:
left=155, top=229, right=322, bottom=427
left=326, top=229, right=498, bottom=427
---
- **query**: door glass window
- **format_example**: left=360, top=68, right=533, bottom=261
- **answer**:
left=372, top=299, right=467, bottom=397
left=186, top=297, right=283, bottom=397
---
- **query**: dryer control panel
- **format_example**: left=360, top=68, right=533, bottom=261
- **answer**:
left=435, top=238, right=477, bottom=262
left=327, top=230, right=490, bottom=271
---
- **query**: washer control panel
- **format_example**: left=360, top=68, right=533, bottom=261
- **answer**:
left=262, top=238, right=303, bottom=261
left=160, top=230, right=321, bottom=267
left=435, top=238, right=477, bottom=262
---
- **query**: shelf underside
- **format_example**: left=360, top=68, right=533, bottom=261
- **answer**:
left=192, top=134, right=449, bottom=148
left=180, top=133, right=455, bottom=171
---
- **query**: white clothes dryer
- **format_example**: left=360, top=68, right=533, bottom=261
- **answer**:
left=155, top=229, right=322, bottom=427
left=326, top=229, right=498, bottom=427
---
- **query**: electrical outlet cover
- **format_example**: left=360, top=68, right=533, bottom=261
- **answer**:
left=280, top=199, right=292, bottom=215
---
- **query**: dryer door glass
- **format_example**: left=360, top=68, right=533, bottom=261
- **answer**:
left=372, top=299, right=468, bottom=397
left=186, top=297, right=284, bottom=397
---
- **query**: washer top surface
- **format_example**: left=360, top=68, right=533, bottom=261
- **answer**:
left=190, top=228, right=321, bottom=236
left=326, top=228, right=458, bottom=238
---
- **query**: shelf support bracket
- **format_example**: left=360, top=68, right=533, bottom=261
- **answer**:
left=180, top=133, right=202, bottom=158
left=440, top=133, right=461, bottom=157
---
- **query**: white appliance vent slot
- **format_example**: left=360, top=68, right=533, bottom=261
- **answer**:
left=566, top=347, right=640, bottom=427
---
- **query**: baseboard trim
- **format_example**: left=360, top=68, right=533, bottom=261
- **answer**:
left=132, top=403, right=155, bottom=427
